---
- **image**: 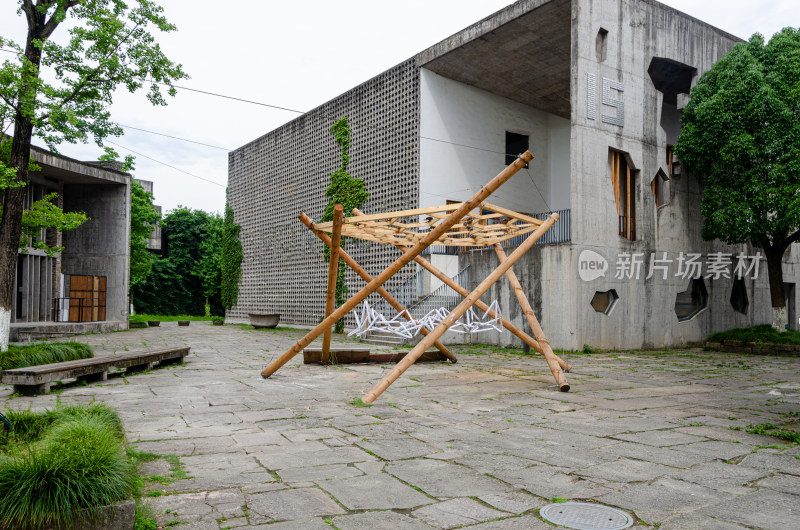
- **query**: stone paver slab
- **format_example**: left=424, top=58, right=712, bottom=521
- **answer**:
left=318, top=473, right=433, bottom=510
left=331, top=510, right=432, bottom=529
left=413, top=498, right=508, bottom=529
left=246, top=487, right=345, bottom=520
left=386, top=459, right=511, bottom=497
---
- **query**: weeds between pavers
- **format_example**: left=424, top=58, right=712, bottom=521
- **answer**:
left=0, top=403, right=134, bottom=529
left=0, top=342, right=93, bottom=370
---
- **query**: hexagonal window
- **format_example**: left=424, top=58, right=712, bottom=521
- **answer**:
left=675, top=278, right=708, bottom=321
left=591, top=289, right=618, bottom=315
left=730, top=277, right=749, bottom=315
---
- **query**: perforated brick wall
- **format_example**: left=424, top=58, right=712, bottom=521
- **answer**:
left=228, top=59, right=420, bottom=327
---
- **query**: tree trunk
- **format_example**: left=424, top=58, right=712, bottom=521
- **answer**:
left=764, top=248, right=787, bottom=330
left=0, top=27, right=42, bottom=350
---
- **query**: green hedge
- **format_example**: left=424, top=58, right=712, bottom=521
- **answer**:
left=0, top=404, right=133, bottom=529
left=707, top=324, right=800, bottom=345
left=0, top=342, right=93, bottom=370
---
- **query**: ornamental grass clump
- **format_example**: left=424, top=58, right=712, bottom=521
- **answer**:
left=0, top=342, right=93, bottom=370
left=0, top=404, right=134, bottom=529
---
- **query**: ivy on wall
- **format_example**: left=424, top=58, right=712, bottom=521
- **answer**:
left=321, top=117, right=369, bottom=333
left=221, top=201, right=243, bottom=312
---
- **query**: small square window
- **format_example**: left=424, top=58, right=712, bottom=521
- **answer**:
left=505, top=132, right=529, bottom=167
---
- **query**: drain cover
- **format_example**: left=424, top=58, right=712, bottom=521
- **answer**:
left=540, top=502, right=633, bottom=530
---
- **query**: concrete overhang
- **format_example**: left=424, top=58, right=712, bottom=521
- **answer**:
left=30, top=144, right=130, bottom=186
left=417, top=0, right=572, bottom=119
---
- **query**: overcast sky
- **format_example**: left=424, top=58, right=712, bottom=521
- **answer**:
left=0, top=1, right=797, bottom=214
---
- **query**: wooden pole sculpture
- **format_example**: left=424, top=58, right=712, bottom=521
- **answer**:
left=299, top=213, right=456, bottom=362
left=362, top=213, right=566, bottom=404
left=493, top=244, right=567, bottom=386
left=321, top=204, right=344, bottom=363
left=260, top=151, right=535, bottom=378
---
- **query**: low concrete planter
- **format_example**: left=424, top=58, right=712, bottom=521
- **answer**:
left=129, top=322, right=147, bottom=329
left=42, top=499, right=135, bottom=530
left=178, top=320, right=190, bottom=326
left=147, top=321, right=160, bottom=327
left=249, top=313, right=280, bottom=329
left=706, top=340, right=800, bottom=356
left=212, top=320, right=224, bottom=326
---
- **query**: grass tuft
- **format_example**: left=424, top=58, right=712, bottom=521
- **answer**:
left=0, top=404, right=132, bottom=529
left=350, top=398, right=372, bottom=408
left=0, top=342, right=93, bottom=370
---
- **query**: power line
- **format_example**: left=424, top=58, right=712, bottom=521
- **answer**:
left=118, top=123, right=231, bottom=150
left=104, top=139, right=225, bottom=188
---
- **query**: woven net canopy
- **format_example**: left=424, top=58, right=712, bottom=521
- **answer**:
left=314, top=202, right=544, bottom=248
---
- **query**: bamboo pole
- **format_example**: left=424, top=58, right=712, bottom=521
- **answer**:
left=362, top=213, right=564, bottom=403
left=299, top=213, right=457, bottom=363
left=321, top=205, right=344, bottom=363
left=349, top=207, right=569, bottom=373
left=260, top=151, right=534, bottom=378
left=494, top=244, right=569, bottom=389
left=403, top=248, right=571, bottom=373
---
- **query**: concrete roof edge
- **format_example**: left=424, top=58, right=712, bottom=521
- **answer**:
left=416, top=0, right=552, bottom=66
left=29, top=143, right=131, bottom=185
left=647, top=0, right=745, bottom=43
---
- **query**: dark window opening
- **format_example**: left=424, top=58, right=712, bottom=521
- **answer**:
left=647, top=57, right=696, bottom=106
left=651, top=168, right=669, bottom=207
left=596, top=28, right=608, bottom=63
left=505, top=132, right=529, bottom=167
left=675, top=278, right=708, bottom=321
left=730, top=277, right=749, bottom=315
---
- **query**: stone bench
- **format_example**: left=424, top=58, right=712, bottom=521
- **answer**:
left=1, top=347, right=190, bottom=395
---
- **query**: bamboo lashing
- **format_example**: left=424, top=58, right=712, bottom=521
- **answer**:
left=260, top=151, right=534, bottom=378
left=298, top=213, right=456, bottom=363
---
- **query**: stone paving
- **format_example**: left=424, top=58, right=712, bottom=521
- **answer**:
left=3, top=323, right=800, bottom=529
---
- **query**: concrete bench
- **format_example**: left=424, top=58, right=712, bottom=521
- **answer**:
left=1, top=347, right=190, bottom=395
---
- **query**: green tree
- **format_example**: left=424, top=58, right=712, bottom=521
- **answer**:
left=133, top=207, right=223, bottom=316
left=0, top=0, right=186, bottom=348
left=129, top=179, right=160, bottom=288
left=321, top=117, right=369, bottom=333
left=674, top=28, right=800, bottom=329
left=221, top=201, right=242, bottom=312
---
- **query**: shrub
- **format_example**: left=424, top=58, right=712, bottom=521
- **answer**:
left=0, top=342, right=93, bottom=370
left=707, top=325, right=800, bottom=345
left=0, top=404, right=133, bottom=529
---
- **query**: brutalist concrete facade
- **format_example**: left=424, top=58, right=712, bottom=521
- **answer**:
left=10, top=147, right=131, bottom=340
left=229, top=0, right=799, bottom=348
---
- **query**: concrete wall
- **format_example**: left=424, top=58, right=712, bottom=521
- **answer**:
left=555, top=0, right=796, bottom=349
left=61, top=182, right=131, bottom=325
left=419, top=68, right=571, bottom=212
left=228, top=60, right=421, bottom=326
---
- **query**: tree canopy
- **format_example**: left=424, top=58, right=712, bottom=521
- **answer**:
left=674, top=28, right=800, bottom=323
left=0, top=0, right=186, bottom=349
left=129, top=179, right=160, bottom=288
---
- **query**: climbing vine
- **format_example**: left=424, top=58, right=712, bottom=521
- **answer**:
left=321, top=117, right=369, bottom=333
left=221, top=200, right=243, bottom=311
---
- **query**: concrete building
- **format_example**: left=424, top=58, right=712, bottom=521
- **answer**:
left=228, top=0, right=799, bottom=349
left=10, top=147, right=131, bottom=341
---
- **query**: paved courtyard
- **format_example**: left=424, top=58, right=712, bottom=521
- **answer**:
left=3, top=323, right=800, bottom=529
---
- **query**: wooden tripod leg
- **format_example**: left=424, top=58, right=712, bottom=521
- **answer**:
left=397, top=246, right=571, bottom=373
left=299, top=213, right=456, bottom=362
left=260, top=152, right=535, bottom=378
left=362, top=213, right=562, bottom=403
left=494, top=244, right=569, bottom=391
left=322, top=205, right=344, bottom=363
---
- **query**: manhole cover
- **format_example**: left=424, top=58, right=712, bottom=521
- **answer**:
left=540, top=502, right=633, bottom=530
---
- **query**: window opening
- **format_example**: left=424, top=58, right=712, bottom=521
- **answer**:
left=591, top=289, right=618, bottom=315
left=610, top=150, right=636, bottom=240
left=651, top=168, right=669, bottom=207
left=675, top=278, right=708, bottom=321
left=596, top=28, right=608, bottom=63
left=730, top=277, right=748, bottom=315
left=505, top=132, right=529, bottom=167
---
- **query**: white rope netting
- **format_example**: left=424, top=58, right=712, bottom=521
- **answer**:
left=348, top=301, right=503, bottom=338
